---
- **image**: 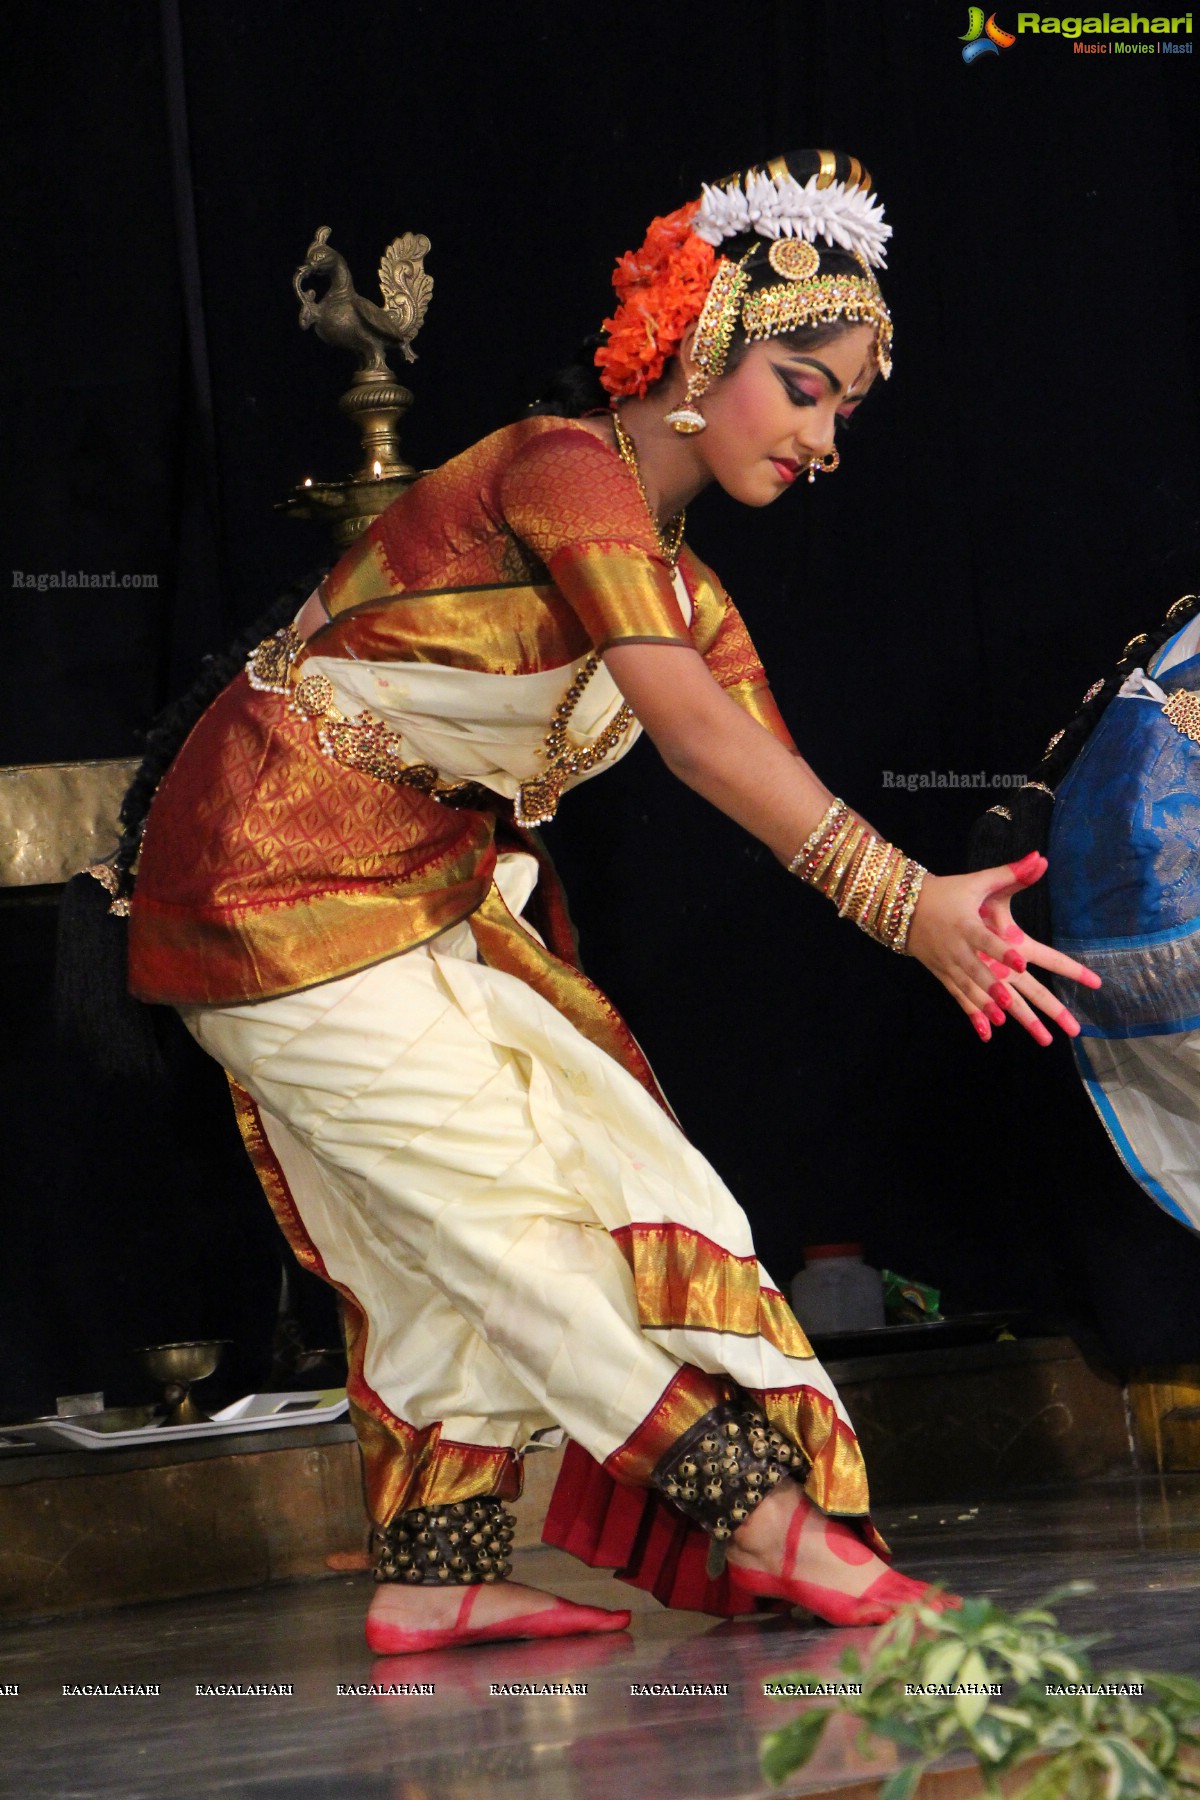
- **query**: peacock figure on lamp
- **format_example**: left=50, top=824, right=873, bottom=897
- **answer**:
left=280, top=226, right=434, bottom=546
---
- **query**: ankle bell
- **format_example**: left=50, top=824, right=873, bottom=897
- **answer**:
left=373, top=1498, right=516, bottom=1585
left=652, top=1398, right=806, bottom=1543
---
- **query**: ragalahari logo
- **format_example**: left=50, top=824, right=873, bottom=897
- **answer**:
left=961, top=7, right=1018, bottom=57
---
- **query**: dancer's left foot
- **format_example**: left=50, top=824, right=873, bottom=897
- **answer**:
left=726, top=1484, right=959, bottom=1627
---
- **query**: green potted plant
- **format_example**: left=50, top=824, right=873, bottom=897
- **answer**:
left=761, top=1584, right=1200, bottom=1798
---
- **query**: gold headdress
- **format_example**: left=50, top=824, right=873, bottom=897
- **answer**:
left=597, top=151, right=893, bottom=423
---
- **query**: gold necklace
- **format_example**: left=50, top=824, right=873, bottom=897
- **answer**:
left=610, top=410, right=686, bottom=567
left=514, top=651, right=636, bottom=828
left=516, top=413, right=692, bottom=829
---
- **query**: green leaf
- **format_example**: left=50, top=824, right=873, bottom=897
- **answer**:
left=1138, top=1669, right=1200, bottom=1712
left=1035, top=1716, right=1084, bottom=1751
left=1037, top=1581, right=1098, bottom=1608
left=878, top=1765, right=927, bottom=1800
left=933, top=1708, right=963, bottom=1749
left=956, top=1596, right=993, bottom=1634
left=953, top=1650, right=992, bottom=1730
left=759, top=1709, right=832, bottom=1785
left=1001, top=1651, right=1044, bottom=1684
left=1042, top=1649, right=1086, bottom=1685
left=1092, top=1738, right=1172, bottom=1799
left=1134, top=1704, right=1177, bottom=1769
left=968, top=1710, right=1014, bottom=1763
left=1019, top=1752, right=1083, bottom=1800
left=989, top=1705, right=1035, bottom=1728
left=921, top=1639, right=968, bottom=1688
left=870, top=1716, right=926, bottom=1752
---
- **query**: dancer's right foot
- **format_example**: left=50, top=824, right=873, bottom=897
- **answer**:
left=365, top=1577, right=631, bottom=1655
left=726, top=1483, right=959, bottom=1627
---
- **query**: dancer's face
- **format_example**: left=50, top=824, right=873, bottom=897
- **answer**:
left=694, top=325, right=877, bottom=507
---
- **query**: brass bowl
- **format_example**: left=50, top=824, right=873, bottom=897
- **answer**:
left=134, top=1340, right=229, bottom=1425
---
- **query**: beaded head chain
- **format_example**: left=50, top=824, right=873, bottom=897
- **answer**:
left=595, top=150, right=893, bottom=408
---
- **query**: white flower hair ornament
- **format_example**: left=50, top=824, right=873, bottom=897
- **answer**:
left=694, top=168, right=891, bottom=269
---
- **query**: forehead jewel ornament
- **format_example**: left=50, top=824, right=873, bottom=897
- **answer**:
left=670, top=154, right=894, bottom=434
left=768, top=238, right=821, bottom=281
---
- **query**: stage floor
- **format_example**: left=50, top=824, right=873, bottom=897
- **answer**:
left=3, top=1473, right=1200, bottom=1798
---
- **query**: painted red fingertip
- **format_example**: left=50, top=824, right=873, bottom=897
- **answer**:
left=1004, top=924, right=1026, bottom=945
left=1004, top=950, right=1027, bottom=973
left=989, top=983, right=1012, bottom=1010
left=1055, top=1007, right=1081, bottom=1038
left=970, top=1012, right=992, bottom=1042
left=1031, top=1024, right=1053, bottom=1047
left=985, top=1004, right=1006, bottom=1027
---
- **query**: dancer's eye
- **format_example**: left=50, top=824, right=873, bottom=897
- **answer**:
left=778, top=376, right=817, bottom=408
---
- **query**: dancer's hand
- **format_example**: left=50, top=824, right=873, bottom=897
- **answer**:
left=905, top=852, right=1101, bottom=1044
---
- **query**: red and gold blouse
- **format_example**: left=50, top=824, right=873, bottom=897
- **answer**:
left=128, top=417, right=793, bottom=1007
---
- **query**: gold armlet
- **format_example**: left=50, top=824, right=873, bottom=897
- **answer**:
left=788, top=798, right=928, bottom=953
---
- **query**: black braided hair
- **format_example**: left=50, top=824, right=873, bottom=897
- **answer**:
left=525, top=149, right=885, bottom=418
left=525, top=334, right=609, bottom=418
left=967, top=590, right=1200, bottom=939
left=54, top=567, right=329, bottom=1082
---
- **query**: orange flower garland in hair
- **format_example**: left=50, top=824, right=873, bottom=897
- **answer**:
left=595, top=201, right=718, bottom=398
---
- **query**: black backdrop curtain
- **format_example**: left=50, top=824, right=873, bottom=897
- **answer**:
left=2, top=0, right=1199, bottom=1416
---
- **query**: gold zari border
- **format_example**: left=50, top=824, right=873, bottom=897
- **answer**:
left=603, top=1367, right=729, bottom=1485
left=132, top=853, right=494, bottom=1006
left=611, top=1223, right=813, bottom=1357
left=308, top=579, right=593, bottom=676
left=754, top=1385, right=878, bottom=1538
left=549, top=541, right=693, bottom=650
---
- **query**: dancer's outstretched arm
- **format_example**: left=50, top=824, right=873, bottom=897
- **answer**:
left=604, top=640, right=1098, bottom=1043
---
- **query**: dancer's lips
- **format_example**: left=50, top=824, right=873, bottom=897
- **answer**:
left=770, top=457, right=802, bottom=484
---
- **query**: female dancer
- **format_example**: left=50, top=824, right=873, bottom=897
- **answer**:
left=117, top=150, right=1098, bottom=1654
left=982, top=592, right=1200, bottom=1235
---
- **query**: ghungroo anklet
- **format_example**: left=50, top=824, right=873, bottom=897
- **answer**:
left=373, top=1498, right=515, bottom=1585
left=652, top=1399, right=806, bottom=1547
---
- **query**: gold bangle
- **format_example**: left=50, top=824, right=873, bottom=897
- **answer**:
left=892, top=864, right=927, bottom=954
left=875, top=858, right=925, bottom=953
left=870, top=848, right=906, bottom=939
left=840, top=834, right=886, bottom=922
left=854, top=839, right=895, bottom=933
left=789, top=802, right=927, bottom=953
left=826, top=823, right=870, bottom=906
left=835, top=832, right=875, bottom=916
left=788, top=800, right=849, bottom=875
left=808, top=815, right=860, bottom=890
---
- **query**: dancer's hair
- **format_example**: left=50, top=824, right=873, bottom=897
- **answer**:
left=968, top=592, right=1200, bottom=936
left=54, top=569, right=327, bottom=1080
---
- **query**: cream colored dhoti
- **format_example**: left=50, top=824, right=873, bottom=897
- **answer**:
left=183, top=851, right=866, bottom=1528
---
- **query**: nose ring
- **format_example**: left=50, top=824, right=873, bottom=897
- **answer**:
left=806, top=448, right=840, bottom=484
